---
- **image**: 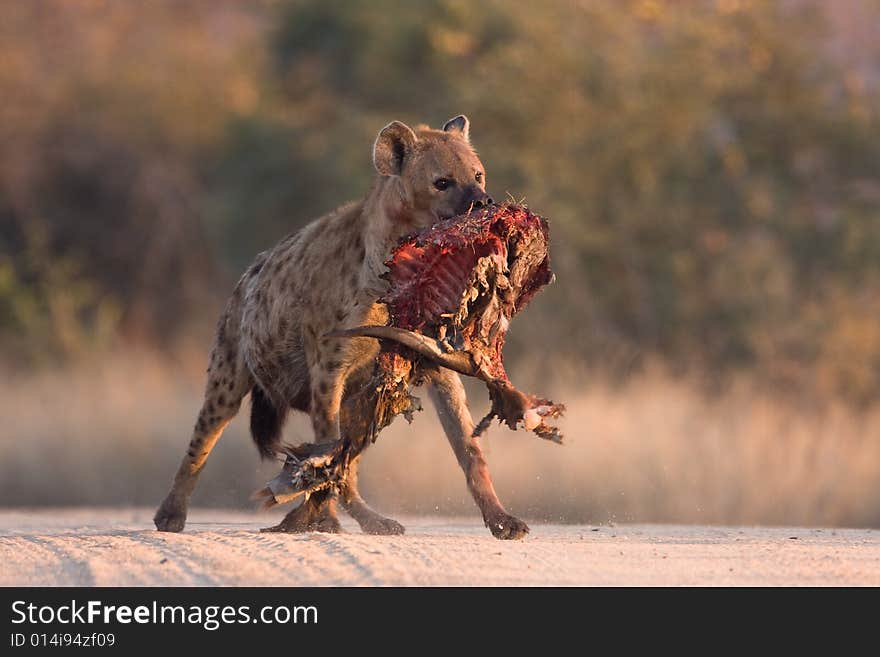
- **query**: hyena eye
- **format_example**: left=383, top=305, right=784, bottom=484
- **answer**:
left=434, top=178, right=453, bottom=191
left=475, top=171, right=483, bottom=183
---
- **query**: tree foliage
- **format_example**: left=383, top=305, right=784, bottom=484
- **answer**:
left=2, top=0, right=879, bottom=401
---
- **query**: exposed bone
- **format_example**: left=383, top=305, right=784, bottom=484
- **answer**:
left=327, top=326, right=477, bottom=376
left=523, top=408, right=542, bottom=431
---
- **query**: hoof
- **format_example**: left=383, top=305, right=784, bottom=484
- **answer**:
left=486, top=514, right=529, bottom=540
left=154, top=500, right=187, bottom=533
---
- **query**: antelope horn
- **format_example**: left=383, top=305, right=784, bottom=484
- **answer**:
left=326, top=326, right=478, bottom=376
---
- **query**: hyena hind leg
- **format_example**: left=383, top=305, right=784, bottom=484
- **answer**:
left=154, top=354, right=253, bottom=533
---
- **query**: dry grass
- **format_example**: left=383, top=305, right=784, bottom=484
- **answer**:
left=2, top=352, right=880, bottom=528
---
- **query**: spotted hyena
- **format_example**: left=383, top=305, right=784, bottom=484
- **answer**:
left=154, top=115, right=530, bottom=540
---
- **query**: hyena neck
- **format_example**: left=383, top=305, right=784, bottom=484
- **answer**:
left=360, top=176, right=420, bottom=295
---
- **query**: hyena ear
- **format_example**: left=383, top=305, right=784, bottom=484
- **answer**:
left=373, top=121, right=418, bottom=176
left=442, top=115, right=470, bottom=143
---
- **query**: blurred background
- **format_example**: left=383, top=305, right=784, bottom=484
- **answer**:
left=3, top=0, right=880, bottom=527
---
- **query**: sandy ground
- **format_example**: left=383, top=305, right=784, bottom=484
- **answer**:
left=0, top=508, right=878, bottom=586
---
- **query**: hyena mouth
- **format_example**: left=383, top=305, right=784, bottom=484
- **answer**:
left=333, top=202, right=565, bottom=442
left=255, top=204, right=565, bottom=508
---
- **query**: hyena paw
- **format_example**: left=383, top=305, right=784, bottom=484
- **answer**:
left=261, top=519, right=306, bottom=533
left=312, top=513, right=343, bottom=534
left=261, top=501, right=342, bottom=534
left=262, top=497, right=312, bottom=533
left=154, top=499, right=187, bottom=533
left=359, top=514, right=406, bottom=536
left=486, top=513, right=529, bottom=540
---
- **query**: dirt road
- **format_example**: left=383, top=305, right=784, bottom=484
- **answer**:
left=0, top=509, right=877, bottom=586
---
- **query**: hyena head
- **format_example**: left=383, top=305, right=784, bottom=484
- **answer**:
left=372, top=115, right=492, bottom=229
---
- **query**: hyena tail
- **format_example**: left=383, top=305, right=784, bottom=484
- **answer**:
left=250, top=385, right=287, bottom=460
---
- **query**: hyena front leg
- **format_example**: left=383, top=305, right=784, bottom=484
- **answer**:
left=154, top=348, right=252, bottom=533
left=339, top=454, right=405, bottom=535
left=427, top=367, right=529, bottom=540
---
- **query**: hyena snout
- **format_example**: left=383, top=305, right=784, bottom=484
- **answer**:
left=472, top=193, right=494, bottom=209
left=460, top=186, right=494, bottom=213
